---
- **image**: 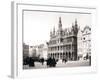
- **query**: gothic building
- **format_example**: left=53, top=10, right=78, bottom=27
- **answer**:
left=77, top=26, right=91, bottom=60
left=47, top=17, right=78, bottom=61
left=82, top=26, right=91, bottom=59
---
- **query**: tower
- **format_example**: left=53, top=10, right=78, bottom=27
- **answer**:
left=58, top=17, right=62, bottom=29
left=50, top=30, right=52, bottom=38
left=53, top=26, right=55, bottom=35
left=75, top=19, right=78, bottom=27
left=58, top=17, right=63, bottom=36
left=73, top=19, right=78, bottom=60
left=74, top=19, right=78, bottom=34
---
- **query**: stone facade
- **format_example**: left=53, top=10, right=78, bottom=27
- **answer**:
left=82, top=26, right=91, bottom=58
left=77, top=26, right=91, bottom=59
left=38, top=44, right=48, bottom=59
left=77, top=28, right=83, bottom=59
left=29, top=44, right=48, bottom=59
left=47, top=17, right=78, bottom=61
left=23, top=43, right=29, bottom=58
left=29, top=46, right=37, bottom=57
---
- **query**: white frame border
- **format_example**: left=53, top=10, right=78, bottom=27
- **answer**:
left=11, top=1, right=97, bottom=78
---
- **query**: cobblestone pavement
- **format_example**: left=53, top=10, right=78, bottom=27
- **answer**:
left=23, top=60, right=90, bottom=69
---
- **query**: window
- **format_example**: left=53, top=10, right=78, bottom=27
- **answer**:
left=83, top=37, right=85, bottom=40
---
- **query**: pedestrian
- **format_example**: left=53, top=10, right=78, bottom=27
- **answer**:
left=52, top=58, right=56, bottom=67
left=64, top=59, right=67, bottom=63
left=46, top=57, right=52, bottom=67
left=29, top=57, right=35, bottom=67
left=41, top=58, right=44, bottom=65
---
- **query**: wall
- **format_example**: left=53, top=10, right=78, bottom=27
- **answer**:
left=0, top=0, right=100, bottom=80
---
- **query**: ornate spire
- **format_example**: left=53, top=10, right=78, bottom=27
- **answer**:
left=74, top=18, right=78, bottom=34
left=75, top=18, right=78, bottom=26
left=50, top=29, right=52, bottom=37
left=72, top=23, right=74, bottom=31
left=53, top=26, right=55, bottom=35
left=58, top=17, right=62, bottom=29
left=72, top=23, right=74, bottom=28
left=59, top=17, right=61, bottom=23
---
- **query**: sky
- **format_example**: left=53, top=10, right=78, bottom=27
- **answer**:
left=23, top=10, right=91, bottom=46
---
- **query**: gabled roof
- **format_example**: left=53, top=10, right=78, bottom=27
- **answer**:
left=82, top=26, right=91, bottom=33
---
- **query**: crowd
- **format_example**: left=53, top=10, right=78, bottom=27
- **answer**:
left=23, top=57, right=58, bottom=67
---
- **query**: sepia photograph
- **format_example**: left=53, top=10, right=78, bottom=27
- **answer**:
left=23, top=10, right=91, bottom=69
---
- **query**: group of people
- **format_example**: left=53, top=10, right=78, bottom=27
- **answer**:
left=46, top=57, right=57, bottom=67
left=62, top=58, right=68, bottom=63
left=23, top=57, right=57, bottom=67
left=23, top=57, right=35, bottom=67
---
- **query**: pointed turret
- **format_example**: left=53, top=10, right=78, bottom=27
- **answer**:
left=75, top=18, right=78, bottom=27
left=58, top=17, right=62, bottom=29
left=53, top=26, right=55, bottom=35
left=74, top=19, right=78, bottom=34
left=58, top=17, right=63, bottom=36
left=71, top=23, right=74, bottom=33
left=50, top=29, right=52, bottom=37
left=72, top=23, right=74, bottom=29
